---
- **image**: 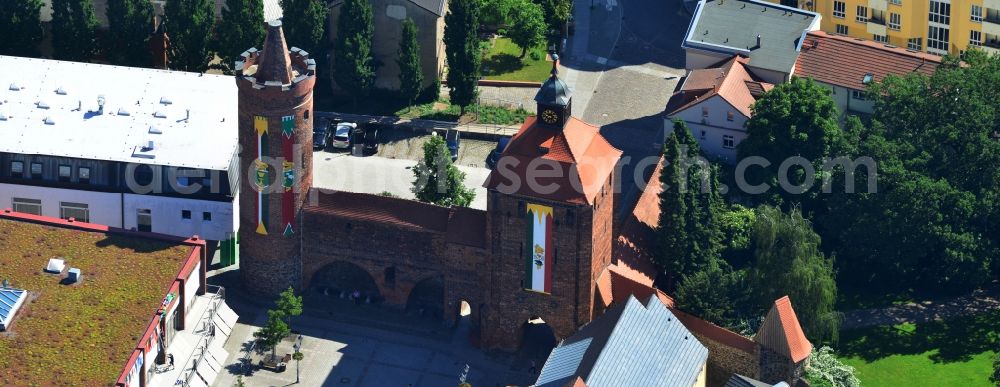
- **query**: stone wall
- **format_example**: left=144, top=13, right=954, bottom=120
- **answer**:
left=690, top=332, right=760, bottom=387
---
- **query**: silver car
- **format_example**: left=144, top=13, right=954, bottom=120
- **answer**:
left=330, top=122, right=356, bottom=149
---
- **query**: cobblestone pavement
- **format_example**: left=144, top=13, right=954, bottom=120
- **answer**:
left=841, top=285, right=1000, bottom=330
left=441, top=85, right=539, bottom=112
left=210, top=272, right=539, bottom=387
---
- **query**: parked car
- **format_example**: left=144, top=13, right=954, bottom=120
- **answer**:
left=330, top=122, right=357, bottom=149
left=486, top=136, right=512, bottom=169
left=362, top=124, right=383, bottom=155
left=313, top=123, right=331, bottom=150
left=445, top=129, right=460, bottom=161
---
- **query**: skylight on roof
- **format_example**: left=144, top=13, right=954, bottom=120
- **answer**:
left=0, top=286, right=28, bottom=331
left=862, top=73, right=874, bottom=84
left=37, top=100, right=49, bottom=109
left=9, top=83, right=21, bottom=91
left=153, top=110, right=167, bottom=118
left=55, top=87, right=68, bottom=95
left=118, top=107, right=130, bottom=116
left=160, top=96, right=172, bottom=105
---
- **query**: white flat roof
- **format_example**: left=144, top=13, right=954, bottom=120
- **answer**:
left=0, top=56, right=238, bottom=171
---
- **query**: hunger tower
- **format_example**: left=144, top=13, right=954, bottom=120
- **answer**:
left=236, top=20, right=317, bottom=295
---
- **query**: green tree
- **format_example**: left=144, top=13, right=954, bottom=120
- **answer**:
left=992, top=350, right=1000, bottom=386
left=533, top=0, right=571, bottom=47
left=332, top=0, right=374, bottom=102
left=748, top=205, right=839, bottom=342
left=276, top=286, right=303, bottom=326
left=507, top=0, right=545, bottom=58
left=397, top=18, right=424, bottom=106
left=412, top=134, right=475, bottom=207
left=675, top=262, right=747, bottom=328
left=280, top=0, right=328, bottom=53
left=51, top=0, right=99, bottom=61
left=804, top=346, right=861, bottom=387
left=718, top=204, right=756, bottom=266
left=737, top=77, right=844, bottom=210
left=253, top=309, right=290, bottom=362
left=213, top=0, right=265, bottom=74
left=480, top=0, right=516, bottom=28
left=444, top=0, right=481, bottom=114
left=0, top=0, right=45, bottom=57
left=106, top=0, right=155, bottom=67
left=164, top=0, right=215, bottom=72
left=655, top=120, right=722, bottom=287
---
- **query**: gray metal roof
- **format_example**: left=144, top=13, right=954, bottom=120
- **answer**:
left=725, top=374, right=781, bottom=387
left=536, top=295, right=709, bottom=387
left=683, top=0, right=819, bottom=75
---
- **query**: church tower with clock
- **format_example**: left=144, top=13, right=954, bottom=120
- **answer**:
left=535, top=54, right=572, bottom=128
left=481, top=54, right=623, bottom=350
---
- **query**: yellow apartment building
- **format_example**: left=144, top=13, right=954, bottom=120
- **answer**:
left=769, top=0, right=1000, bottom=56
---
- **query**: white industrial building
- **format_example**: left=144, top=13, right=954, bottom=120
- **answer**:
left=0, top=55, right=240, bottom=252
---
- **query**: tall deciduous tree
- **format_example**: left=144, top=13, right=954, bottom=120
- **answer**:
left=748, top=205, right=839, bottom=342
left=655, top=120, right=723, bottom=288
left=106, top=0, right=155, bottom=67
left=280, top=0, right=327, bottom=53
left=253, top=309, right=289, bottom=361
left=412, top=134, right=475, bottom=207
left=276, top=286, right=303, bottom=326
left=51, top=0, right=99, bottom=61
left=533, top=0, right=571, bottom=47
left=444, top=0, right=481, bottom=114
left=507, top=0, right=545, bottom=58
left=214, top=0, right=265, bottom=74
left=333, top=0, right=374, bottom=102
left=0, top=0, right=45, bottom=57
left=396, top=18, right=423, bottom=106
left=164, top=0, right=215, bottom=72
left=737, top=77, right=844, bottom=210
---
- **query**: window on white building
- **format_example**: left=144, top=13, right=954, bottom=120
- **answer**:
left=727, top=111, right=734, bottom=121
left=723, top=135, right=735, bottom=149
left=851, top=89, right=868, bottom=100
left=203, top=212, right=212, bottom=222
left=701, top=107, right=709, bottom=117
left=834, top=0, right=846, bottom=18
left=890, top=0, right=901, bottom=5
left=700, top=130, right=707, bottom=140
left=970, top=30, right=982, bottom=46
left=30, top=162, right=42, bottom=179
left=971, top=5, right=983, bottom=22
left=60, top=202, right=89, bottom=223
left=79, top=167, right=90, bottom=184
left=836, top=24, right=849, bottom=35
left=12, top=198, right=42, bottom=216
left=58, top=165, right=71, bottom=182
left=11, top=161, right=24, bottom=176
left=857, top=5, right=868, bottom=22
left=137, top=209, right=152, bottom=232
left=889, top=12, right=902, bottom=29
left=182, top=210, right=191, bottom=220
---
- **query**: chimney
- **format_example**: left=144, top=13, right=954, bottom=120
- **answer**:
left=756, top=34, right=762, bottom=48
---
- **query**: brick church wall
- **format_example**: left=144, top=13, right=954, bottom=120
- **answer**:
left=693, top=332, right=761, bottom=387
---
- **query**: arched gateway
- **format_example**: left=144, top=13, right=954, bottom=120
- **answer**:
left=237, top=25, right=623, bottom=350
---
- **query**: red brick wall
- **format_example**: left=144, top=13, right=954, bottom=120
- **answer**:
left=237, top=50, right=315, bottom=296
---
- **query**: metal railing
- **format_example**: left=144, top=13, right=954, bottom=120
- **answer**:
left=178, top=285, right=227, bottom=387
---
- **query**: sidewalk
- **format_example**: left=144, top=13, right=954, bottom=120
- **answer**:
left=841, top=285, right=1000, bottom=330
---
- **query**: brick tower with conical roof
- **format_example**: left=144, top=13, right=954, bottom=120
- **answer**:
left=236, top=20, right=317, bottom=295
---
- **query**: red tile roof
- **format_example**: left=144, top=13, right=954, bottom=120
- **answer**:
left=484, top=116, right=622, bottom=205
left=795, top=31, right=941, bottom=91
left=595, top=263, right=674, bottom=309
left=666, top=56, right=773, bottom=117
left=304, top=189, right=487, bottom=248
left=754, top=296, right=812, bottom=363
left=673, top=309, right=758, bottom=355
left=613, top=156, right=663, bottom=283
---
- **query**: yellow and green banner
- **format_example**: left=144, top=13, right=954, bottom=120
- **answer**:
left=524, top=203, right=553, bottom=293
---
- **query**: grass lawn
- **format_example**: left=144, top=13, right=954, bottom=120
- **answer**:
left=835, top=311, right=1000, bottom=386
left=396, top=100, right=530, bottom=125
left=482, top=37, right=551, bottom=82
left=0, top=218, right=192, bottom=386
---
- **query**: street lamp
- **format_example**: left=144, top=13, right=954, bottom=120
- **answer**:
left=292, top=335, right=304, bottom=384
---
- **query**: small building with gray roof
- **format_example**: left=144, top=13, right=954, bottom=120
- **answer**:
left=682, top=0, right=821, bottom=84
left=534, top=294, right=709, bottom=387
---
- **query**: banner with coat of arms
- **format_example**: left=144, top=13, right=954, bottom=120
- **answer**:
left=524, top=203, right=553, bottom=293
left=254, top=116, right=270, bottom=235
left=281, top=115, right=296, bottom=236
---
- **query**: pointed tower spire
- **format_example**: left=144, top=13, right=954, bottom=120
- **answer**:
left=256, top=20, right=294, bottom=84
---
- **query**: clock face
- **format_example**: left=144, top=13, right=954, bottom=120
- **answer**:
left=541, top=109, right=559, bottom=124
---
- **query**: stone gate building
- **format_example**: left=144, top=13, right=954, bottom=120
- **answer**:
left=236, top=21, right=812, bottom=385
